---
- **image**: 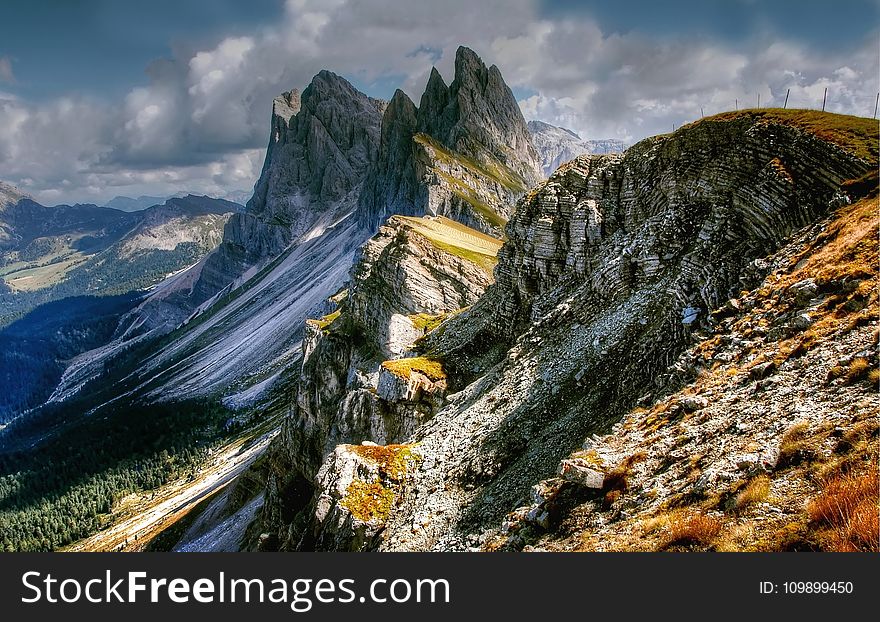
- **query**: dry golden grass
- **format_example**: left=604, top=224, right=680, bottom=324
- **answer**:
left=340, top=480, right=393, bottom=523
left=381, top=356, right=446, bottom=381
left=349, top=444, right=417, bottom=481
left=777, top=422, right=817, bottom=469
left=735, top=475, right=771, bottom=511
left=844, top=358, right=872, bottom=384
left=807, top=465, right=879, bottom=551
left=699, top=109, right=879, bottom=163
left=661, top=513, right=723, bottom=549
left=306, top=308, right=341, bottom=330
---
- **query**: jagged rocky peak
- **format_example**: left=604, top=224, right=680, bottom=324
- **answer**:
left=528, top=120, right=628, bottom=177
left=296, top=110, right=877, bottom=552
left=355, top=90, right=421, bottom=231
left=129, top=72, right=386, bottom=332
left=423, top=46, right=541, bottom=184
left=357, top=46, right=542, bottom=235
left=241, top=69, right=385, bottom=255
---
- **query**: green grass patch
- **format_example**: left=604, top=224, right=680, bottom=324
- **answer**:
left=427, top=237, right=498, bottom=272
left=306, top=308, right=341, bottom=331
left=381, top=356, right=446, bottom=381
left=414, top=132, right=530, bottom=193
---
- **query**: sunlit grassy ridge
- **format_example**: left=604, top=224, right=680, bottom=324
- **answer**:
left=694, top=109, right=879, bottom=164
left=381, top=356, right=446, bottom=381
left=396, top=215, right=503, bottom=273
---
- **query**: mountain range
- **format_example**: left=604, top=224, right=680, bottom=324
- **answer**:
left=527, top=120, right=628, bottom=176
left=0, top=47, right=876, bottom=555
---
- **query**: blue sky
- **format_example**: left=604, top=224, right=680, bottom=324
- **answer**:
left=0, top=0, right=877, bottom=205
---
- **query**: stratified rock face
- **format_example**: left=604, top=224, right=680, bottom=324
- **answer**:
left=357, top=47, right=542, bottom=235
left=348, top=215, right=498, bottom=357
left=527, top=120, right=627, bottom=176
left=251, top=215, right=500, bottom=550
left=306, top=111, right=875, bottom=551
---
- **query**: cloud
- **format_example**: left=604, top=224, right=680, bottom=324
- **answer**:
left=0, top=0, right=877, bottom=204
left=0, top=57, right=14, bottom=83
left=494, top=20, right=878, bottom=141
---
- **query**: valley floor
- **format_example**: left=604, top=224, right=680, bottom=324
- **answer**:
left=62, top=424, right=278, bottom=552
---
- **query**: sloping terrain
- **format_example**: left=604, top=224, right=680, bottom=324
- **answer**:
left=247, top=214, right=503, bottom=550
left=496, top=190, right=878, bottom=553
left=0, top=192, right=240, bottom=326
left=0, top=293, right=142, bottom=424
left=276, top=110, right=877, bottom=552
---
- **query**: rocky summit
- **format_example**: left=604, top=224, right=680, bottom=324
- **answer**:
left=249, top=109, right=878, bottom=552
left=357, top=46, right=542, bottom=235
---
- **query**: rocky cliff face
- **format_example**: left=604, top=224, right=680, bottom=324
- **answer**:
left=60, top=50, right=538, bottom=412
left=496, top=187, right=879, bottom=552
left=528, top=120, right=627, bottom=176
left=296, top=110, right=876, bottom=551
left=357, top=47, right=541, bottom=235
left=251, top=215, right=501, bottom=550
left=131, top=72, right=385, bottom=332
left=238, top=75, right=384, bottom=258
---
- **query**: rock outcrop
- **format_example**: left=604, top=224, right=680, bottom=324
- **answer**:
left=496, top=186, right=879, bottom=553
left=357, top=47, right=542, bottom=235
left=239, top=75, right=384, bottom=259
left=300, top=110, right=877, bottom=551
left=528, top=120, right=627, bottom=176
left=251, top=215, right=501, bottom=550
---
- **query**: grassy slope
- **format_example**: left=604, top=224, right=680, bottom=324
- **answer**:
left=414, top=132, right=527, bottom=228
left=396, top=215, right=503, bottom=273
left=692, top=109, right=879, bottom=163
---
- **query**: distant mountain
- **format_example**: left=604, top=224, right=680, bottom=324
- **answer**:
left=103, top=195, right=167, bottom=212
left=106, top=193, right=247, bottom=213
left=0, top=190, right=241, bottom=327
left=527, top=120, right=627, bottom=176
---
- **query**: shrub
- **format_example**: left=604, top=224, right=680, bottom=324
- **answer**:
left=777, top=422, right=816, bottom=468
left=844, top=358, right=871, bottom=384
left=661, top=513, right=723, bottom=549
left=735, top=475, right=771, bottom=511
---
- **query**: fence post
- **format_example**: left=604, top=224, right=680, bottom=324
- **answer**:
left=700, top=106, right=704, bottom=118
left=735, top=98, right=738, bottom=111
left=822, top=87, right=827, bottom=112
left=757, top=93, right=760, bottom=108
left=783, top=88, right=790, bottom=109
left=874, top=92, right=878, bottom=119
